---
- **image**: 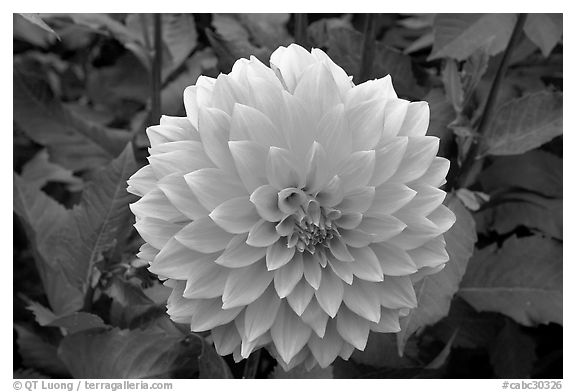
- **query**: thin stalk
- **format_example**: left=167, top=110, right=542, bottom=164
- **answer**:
left=242, top=349, right=261, bottom=379
left=294, top=14, right=309, bottom=49
left=150, top=13, right=163, bottom=126
left=453, top=13, right=527, bottom=190
left=358, top=13, right=377, bottom=83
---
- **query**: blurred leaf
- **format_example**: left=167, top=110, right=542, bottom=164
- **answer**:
left=404, top=32, right=434, bottom=54
left=479, top=150, right=562, bottom=198
left=21, top=149, right=82, bottom=191
left=13, top=174, right=83, bottom=315
left=429, top=14, right=517, bottom=61
left=27, top=302, right=106, bottom=334
left=442, top=60, right=464, bottom=112
left=425, top=88, right=455, bottom=157
left=397, top=195, right=477, bottom=354
left=428, top=298, right=504, bottom=349
left=489, top=320, right=536, bottom=378
left=524, top=14, right=563, bottom=57
left=455, top=188, right=489, bottom=212
left=270, top=364, right=333, bottom=378
left=19, top=14, right=60, bottom=40
left=475, top=193, right=562, bottom=239
left=480, top=91, right=563, bottom=157
left=13, top=368, right=51, bottom=379
left=198, top=341, right=234, bottom=378
left=14, top=14, right=58, bottom=47
left=460, top=235, right=562, bottom=326
left=14, top=325, right=69, bottom=377
left=426, top=328, right=458, bottom=369
left=58, top=327, right=203, bottom=378
left=352, top=332, right=418, bottom=368
left=14, top=60, right=131, bottom=171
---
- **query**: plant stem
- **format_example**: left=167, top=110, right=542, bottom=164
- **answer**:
left=242, top=349, right=261, bottom=379
left=294, top=14, right=308, bottom=49
left=453, top=13, right=527, bottom=190
left=150, top=13, right=163, bottom=126
left=358, top=13, right=377, bottom=83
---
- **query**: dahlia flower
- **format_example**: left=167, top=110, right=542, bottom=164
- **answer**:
left=127, top=43, right=455, bottom=370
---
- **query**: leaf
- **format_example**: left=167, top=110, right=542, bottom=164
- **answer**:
left=425, top=328, right=458, bottom=369
left=397, top=195, right=477, bottom=354
left=14, top=325, right=69, bottom=376
left=58, top=327, right=203, bottom=378
left=475, top=193, right=562, bottom=239
left=489, top=320, right=536, bottom=378
left=429, top=14, right=517, bottom=61
left=352, top=332, right=418, bottom=368
left=19, top=14, right=60, bottom=39
left=21, top=149, right=83, bottom=191
left=270, top=364, right=333, bottom=378
left=425, top=88, right=456, bottom=157
left=14, top=60, right=131, bottom=171
left=26, top=302, right=106, bottom=334
left=459, top=235, right=562, bottom=326
left=524, top=14, right=563, bottom=57
left=480, top=91, right=563, bottom=157
left=198, top=341, right=234, bottom=379
left=479, top=151, right=562, bottom=198
left=455, top=188, right=489, bottom=212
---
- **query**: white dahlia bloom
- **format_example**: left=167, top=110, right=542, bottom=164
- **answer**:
left=128, top=44, right=456, bottom=370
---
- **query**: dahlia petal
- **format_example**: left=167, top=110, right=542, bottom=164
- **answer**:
left=271, top=302, right=313, bottom=364
left=244, top=285, right=282, bottom=341
left=315, top=268, right=343, bottom=318
left=428, top=204, right=457, bottom=233
left=159, top=115, right=199, bottom=139
left=275, top=215, right=295, bottom=236
left=249, top=185, right=284, bottom=222
left=340, top=228, right=375, bottom=248
left=336, top=306, right=370, bottom=350
left=328, top=258, right=354, bottom=284
left=130, top=187, right=185, bottom=223
left=146, top=124, right=196, bottom=148
left=133, top=217, right=182, bottom=249
left=157, top=174, right=208, bottom=220
left=388, top=136, right=439, bottom=183
left=398, top=101, right=430, bottom=137
left=189, top=298, right=244, bottom=331
left=212, top=323, right=241, bottom=356
left=339, top=342, right=356, bottom=360
left=337, top=150, right=376, bottom=194
left=228, top=140, right=268, bottom=192
left=240, top=333, right=269, bottom=359
left=229, top=104, right=286, bottom=148
left=222, top=262, right=273, bottom=309
left=175, top=216, right=234, bottom=253
left=348, top=246, right=384, bottom=282
left=267, top=238, right=297, bottom=271
left=197, top=107, right=236, bottom=172
left=371, top=308, right=401, bottom=333
left=214, top=233, right=266, bottom=268
left=184, top=168, right=246, bottom=211
left=247, top=219, right=281, bottom=247
left=337, top=186, right=375, bottom=214
left=210, top=73, right=249, bottom=114
left=315, top=104, right=351, bottom=164
left=379, top=276, right=418, bottom=309
left=345, top=98, right=385, bottom=151
left=371, top=242, right=418, bottom=276
left=412, top=157, right=450, bottom=187
left=380, top=99, right=410, bottom=141
left=136, top=243, right=159, bottom=263
left=148, top=148, right=212, bottom=179
left=149, top=140, right=202, bottom=155
left=287, top=279, right=315, bottom=316
left=335, top=212, right=363, bottom=230
left=344, top=76, right=397, bottom=104
left=356, top=216, right=407, bottom=242
left=316, top=175, right=344, bottom=207
left=279, top=92, right=316, bottom=161
left=407, top=235, right=449, bottom=269
left=209, top=196, right=260, bottom=234
left=166, top=282, right=198, bottom=323
left=127, top=164, right=156, bottom=197
left=302, top=252, right=322, bottom=290
left=304, top=142, right=333, bottom=194
left=148, top=237, right=204, bottom=279
left=397, top=184, right=446, bottom=216
left=266, top=147, right=304, bottom=190
left=301, top=298, right=329, bottom=338
left=328, top=236, right=355, bottom=262
left=273, top=252, right=304, bottom=297
left=270, top=44, right=316, bottom=93
left=183, top=260, right=228, bottom=299
left=307, top=320, right=344, bottom=368
left=184, top=77, right=216, bottom=128
left=342, top=281, right=381, bottom=323
left=310, top=48, right=353, bottom=96
left=370, top=137, right=409, bottom=186
left=366, top=183, right=417, bottom=217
